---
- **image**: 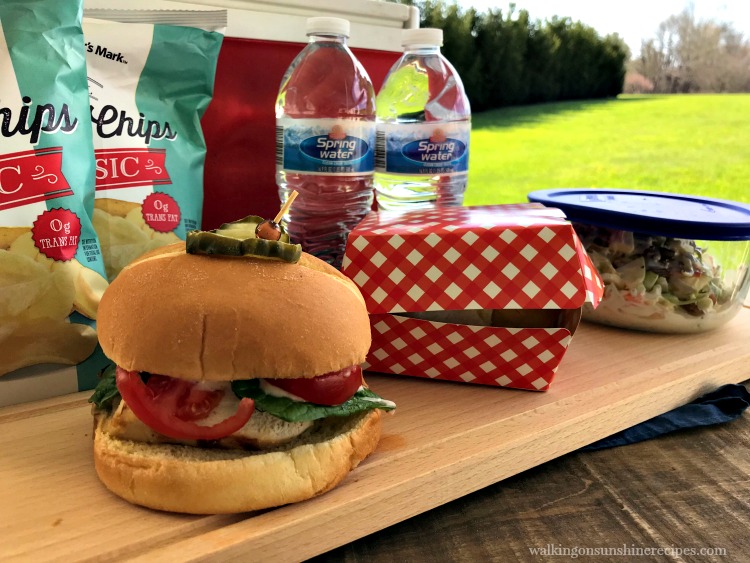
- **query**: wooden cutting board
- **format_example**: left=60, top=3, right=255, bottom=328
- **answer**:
left=3, top=310, right=750, bottom=562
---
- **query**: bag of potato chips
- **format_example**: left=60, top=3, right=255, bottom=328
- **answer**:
left=82, top=10, right=225, bottom=280
left=0, top=0, right=108, bottom=384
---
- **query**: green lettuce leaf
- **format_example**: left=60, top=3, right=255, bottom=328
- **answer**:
left=231, top=379, right=396, bottom=423
left=88, top=364, right=119, bottom=411
left=87, top=367, right=396, bottom=424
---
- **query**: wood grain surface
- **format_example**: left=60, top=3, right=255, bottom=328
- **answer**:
left=2, top=311, right=750, bottom=562
left=313, top=391, right=750, bottom=562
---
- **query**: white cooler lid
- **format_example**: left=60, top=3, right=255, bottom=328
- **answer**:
left=83, top=0, right=418, bottom=51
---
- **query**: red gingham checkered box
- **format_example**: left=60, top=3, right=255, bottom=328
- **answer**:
left=342, top=204, right=604, bottom=391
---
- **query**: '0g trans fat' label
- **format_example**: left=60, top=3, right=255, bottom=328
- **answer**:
left=376, top=121, right=470, bottom=176
left=276, top=117, right=375, bottom=175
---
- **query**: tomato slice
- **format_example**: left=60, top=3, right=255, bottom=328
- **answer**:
left=116, top=367, right=254, bottom=441
left=144, top=374, right=225, bottom=422
left=265, top=365, right=363, bottom=406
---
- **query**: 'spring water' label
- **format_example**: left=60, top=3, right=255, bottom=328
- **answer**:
left=277, top=117, right=375, bottom=175
left=376, top=121, right=470, bottom=175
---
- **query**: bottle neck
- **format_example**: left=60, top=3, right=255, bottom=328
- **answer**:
left=308, top=33, right=348, bottom=46
left=404, top=45, right=441, bottom=56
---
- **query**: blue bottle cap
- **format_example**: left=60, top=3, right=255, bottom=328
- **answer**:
left=527, top=188, right=750, bottom=241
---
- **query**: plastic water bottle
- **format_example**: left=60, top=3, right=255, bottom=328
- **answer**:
left=374, top=28, right=471, bottom=211
left=275, top=17, right=376, bottom=268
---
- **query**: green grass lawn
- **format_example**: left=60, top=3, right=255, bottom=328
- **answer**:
left=465, top=94, right=750, bottom=206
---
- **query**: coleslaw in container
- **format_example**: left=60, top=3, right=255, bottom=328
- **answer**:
left=528, top=189, right=750, bottom=333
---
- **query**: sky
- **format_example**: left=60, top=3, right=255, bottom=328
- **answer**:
left=455, top=0, right=750, bottom=55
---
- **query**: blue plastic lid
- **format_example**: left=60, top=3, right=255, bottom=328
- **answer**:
left=527, top=188, right=750, bottom=241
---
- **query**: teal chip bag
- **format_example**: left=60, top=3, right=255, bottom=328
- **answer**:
left=83, top=10, right=226, bottom=280
left=0, top=0, right=109, bottom=383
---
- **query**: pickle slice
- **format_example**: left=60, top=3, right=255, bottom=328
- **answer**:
left=241, top=237, right=302, bottom=263
left=186, top=216, right=301, bottom=264
left=186, top=231, right=244, bottom=256
left=217, top=215, right=291, bottom=244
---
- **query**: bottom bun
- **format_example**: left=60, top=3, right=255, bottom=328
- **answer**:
left=93, top=409, right=382, bottom=514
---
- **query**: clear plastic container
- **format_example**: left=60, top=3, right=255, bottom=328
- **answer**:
left=528, top=189, right=750, bottom=333
left=275, top=17, right=375, bottom=268
left=374, top=27, right=471, bottom=212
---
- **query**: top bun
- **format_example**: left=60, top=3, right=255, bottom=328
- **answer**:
left=97, top=243, right=371, bottom=381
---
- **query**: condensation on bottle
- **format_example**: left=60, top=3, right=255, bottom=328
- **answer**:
left=275, top=17, right=376, bottom=269
left=374, top=28, right=471, bottom=212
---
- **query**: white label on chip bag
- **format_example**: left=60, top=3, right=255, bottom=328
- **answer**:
left=83, top=13, right=224, bottom=280
left=86, top=20, right=156, bottom=206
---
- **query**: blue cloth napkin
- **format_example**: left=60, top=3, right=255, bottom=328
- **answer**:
left=580, top=384, right=750, bottom=451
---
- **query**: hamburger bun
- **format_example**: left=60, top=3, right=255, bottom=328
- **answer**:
left=96, top=243, right=372, bottom=381
left=93, top=408, right=382, bottom=514
left=91, top=241, right=391, bottom=514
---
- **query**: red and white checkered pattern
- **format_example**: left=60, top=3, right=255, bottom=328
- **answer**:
left=364, top=314, right=571, bottom=390
left=343, top=205, right=602, bottom=315
left=342, top=204, right=604, bottom=391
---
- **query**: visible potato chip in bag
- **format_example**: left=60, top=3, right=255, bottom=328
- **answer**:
left=83, top=10, right=226, bottom=280
left=0, top=0, right=108, bottom=380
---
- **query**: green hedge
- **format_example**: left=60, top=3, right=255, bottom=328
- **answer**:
left=399, top=1, right=629, bottom=111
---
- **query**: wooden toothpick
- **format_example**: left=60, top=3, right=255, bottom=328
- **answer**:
left=274, top=190, right=299, bottom=224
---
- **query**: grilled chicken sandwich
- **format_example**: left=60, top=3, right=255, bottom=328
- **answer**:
left=89, top=238, right=394, bottom=514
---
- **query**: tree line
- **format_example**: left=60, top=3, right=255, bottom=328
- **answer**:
left=631, top=7, right=750, bottom=93
left=394, top=1, right=630, bottom=112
